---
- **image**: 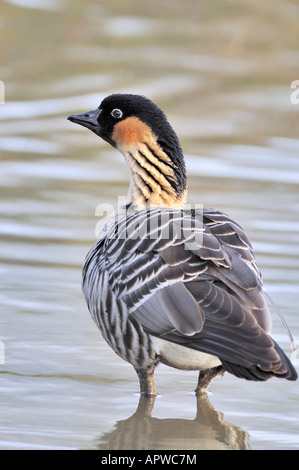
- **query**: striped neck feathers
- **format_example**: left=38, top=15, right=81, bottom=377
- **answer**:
left=112, top=117, right=187, bottom=210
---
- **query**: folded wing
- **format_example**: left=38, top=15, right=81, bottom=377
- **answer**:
left=87, top=207, right=297, bottom=381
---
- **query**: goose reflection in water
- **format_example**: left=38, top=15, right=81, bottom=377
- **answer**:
left=96, top=393, right=250, bottom=450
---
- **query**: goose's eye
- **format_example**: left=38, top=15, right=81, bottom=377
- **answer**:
left=111, top=108, right=123, bottom=119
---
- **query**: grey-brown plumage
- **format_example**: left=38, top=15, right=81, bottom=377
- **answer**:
left=68, top=94, right=297, bottom=396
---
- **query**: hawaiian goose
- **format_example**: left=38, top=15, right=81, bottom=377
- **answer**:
left=68, top=94, right=297, bottom=396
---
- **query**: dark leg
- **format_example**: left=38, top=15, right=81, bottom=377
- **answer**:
left=195, top=366, right=225, bottom=395
left=135, top=368, right=157, bottom=396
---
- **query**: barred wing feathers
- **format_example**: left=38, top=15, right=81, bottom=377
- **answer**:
left=82, top=207, right=297, bottom=381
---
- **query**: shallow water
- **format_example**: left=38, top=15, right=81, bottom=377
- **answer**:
left=0, top=0, right=298, bottom=450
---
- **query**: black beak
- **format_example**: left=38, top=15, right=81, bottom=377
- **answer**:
left=67, top=108, right=101, bottom=130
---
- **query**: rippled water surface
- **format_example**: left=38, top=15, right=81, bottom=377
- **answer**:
left=1, top=0, right=299, bottom=450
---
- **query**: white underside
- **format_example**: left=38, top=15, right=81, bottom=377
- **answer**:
left=151, top=336, right=221, bottom=371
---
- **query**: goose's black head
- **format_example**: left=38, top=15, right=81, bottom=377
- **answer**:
left=68, top=94, right=187, bottom=207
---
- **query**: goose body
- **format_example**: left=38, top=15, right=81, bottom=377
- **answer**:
left=68, top=94, right=297, bottom=395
